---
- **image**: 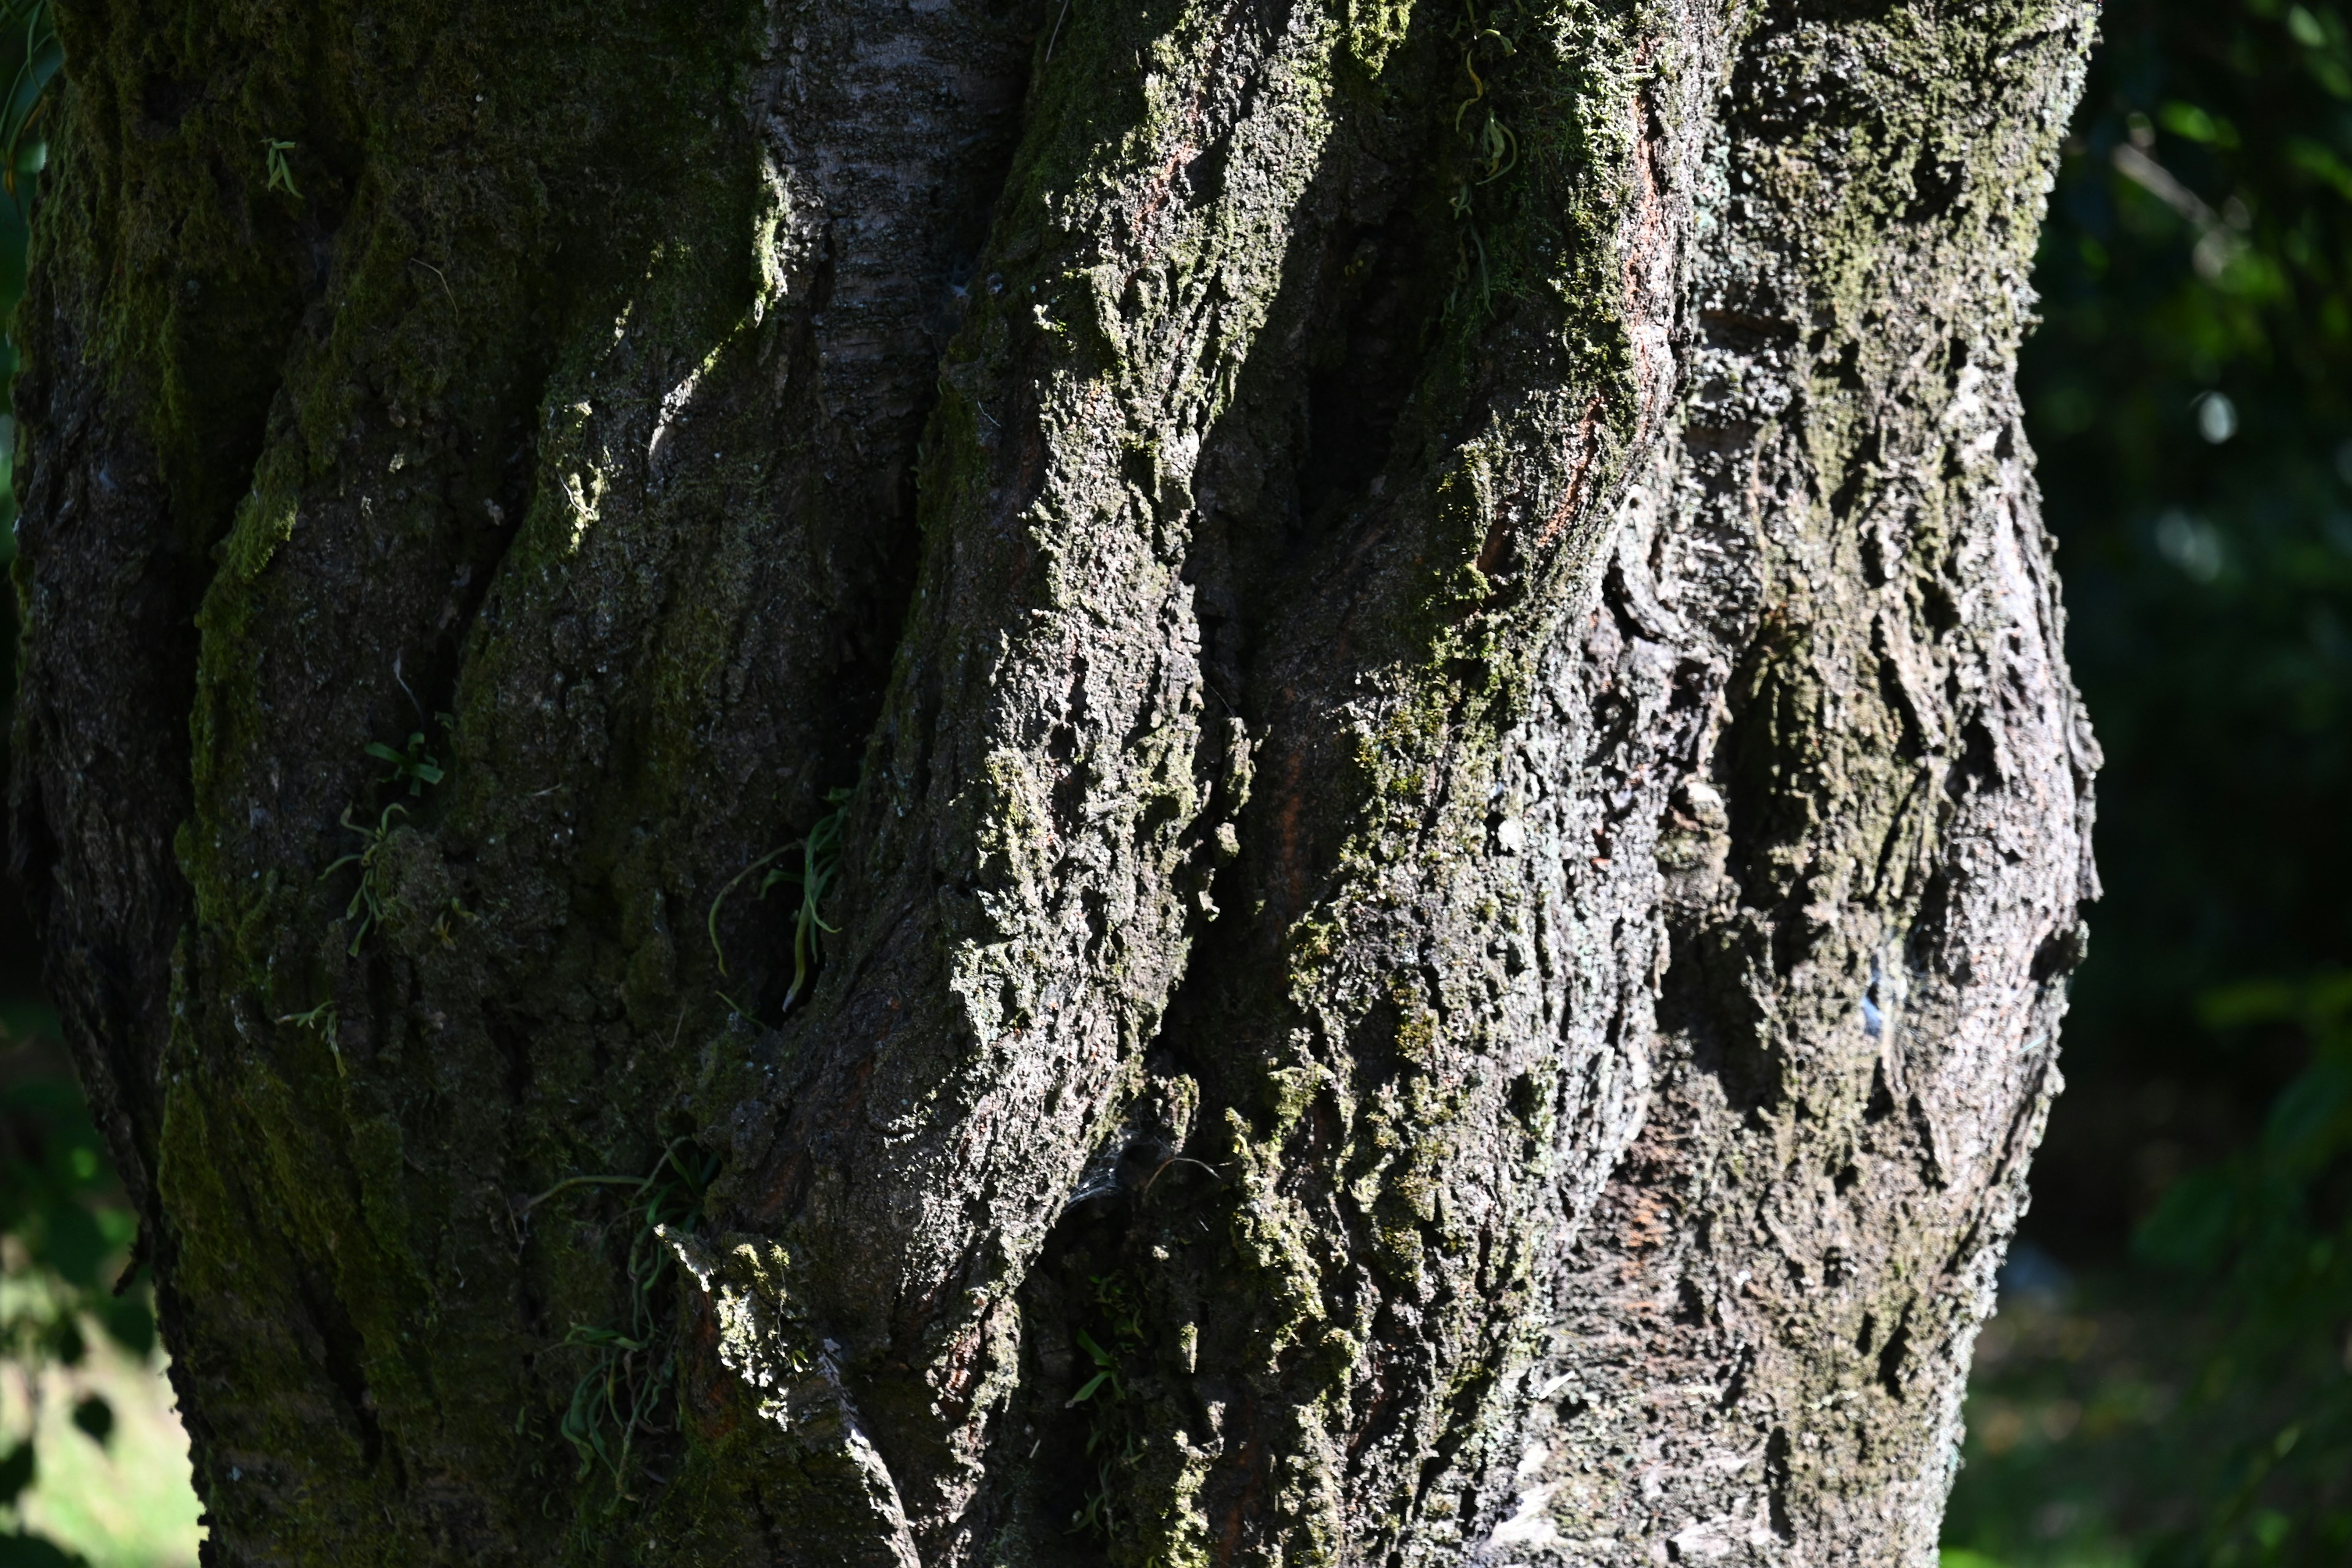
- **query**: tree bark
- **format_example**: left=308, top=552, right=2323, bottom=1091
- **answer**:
left=10, top=0, right=2098, bottom=1563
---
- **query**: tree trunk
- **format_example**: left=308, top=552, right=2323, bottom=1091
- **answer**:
left=10, top=0, right=2099, bottom=1562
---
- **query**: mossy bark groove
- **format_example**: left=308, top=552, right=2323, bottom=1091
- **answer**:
left=12, top=0, right=2097, bottom=1563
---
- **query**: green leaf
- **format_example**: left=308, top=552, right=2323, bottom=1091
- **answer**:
left=2195, top=978, right=2304, bottom=1030
left=2159, top=100, right=2236, bottom=148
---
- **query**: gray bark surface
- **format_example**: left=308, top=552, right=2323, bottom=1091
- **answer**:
left=12, top=1, right=2097, bottom=1563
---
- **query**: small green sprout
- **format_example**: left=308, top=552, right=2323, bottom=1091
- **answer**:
left=516, top=1139, right=719, bottom=1499
left=366, top=726, right=447, bottom=796
left=320, top=802, right=405, bottom=957
left=261, top=138, right=301, bottom=198
left=274, top=1000, right=339, bottom=1055
left=1063, top=1272, right=1148, bottom=1540
left=429, top=900, right=467, bottom=949
left=1443, top=1, right=1528, bottom=318
left=1471, top=112, right=1518, bottom=184
left=1068, top=1328, right=1122, bottom=1407
left=706, top=786, right=853, bottom=1018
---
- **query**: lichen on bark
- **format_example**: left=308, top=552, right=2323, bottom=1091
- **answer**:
left=12, top=0, right=2096, bottom=1564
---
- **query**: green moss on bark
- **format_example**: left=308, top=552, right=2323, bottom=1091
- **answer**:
left=15, top=0, right=2095, bottom=1561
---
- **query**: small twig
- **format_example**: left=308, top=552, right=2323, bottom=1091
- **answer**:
left=520, top=1174, right=649, bottom=1213
left=1044, top=0, right=1072, bottom=61
left=518, top=1137, right=697, bottom=1216
left=707, top=843, right=793, bottom=979
left=392, top=650, right=423, bottom=717
left=1141, top=1155, right=1224, bottom=1197
left=409, top=256, right=456, bottom=304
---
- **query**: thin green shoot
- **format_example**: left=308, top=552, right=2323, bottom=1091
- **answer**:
left=274, top=1001, right=340, bottom=1057
left=366, top=729, right=447, bottom=796
left=0, top=1, right=58, bottom=202
left=1068, top=1329, right=1121, bottom=1407
left=770, top=788, right=852, bottom=1014
left=1474, top=115, right=1518, bottom=184
left=320, top=803, right=407, bottom=957
left=262, top=138, right=301, bottom=199
left=704, top=787, right=853, bottom=1017
left=706, top=845, right=791, bottom=981
left=1063, top=1272, right=1148, bottom=1540
left=1444, top=0, right=1526, bottom=321
left=1457, top=54, right=1486, bottom=121
left=521, top=1138, right=720, bottom=1500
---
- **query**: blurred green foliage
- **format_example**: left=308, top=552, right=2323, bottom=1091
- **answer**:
left=1945, top=0, right=2352, bottom=1562
left=0, top=1025, right=156, bottom=1566
left=0, top=8, right=164, bottom=1561
left=2023, top=0, right=2352, bottom=1246
left=1943, top=979, right=2352, bottom=1566
left=0, top=1035, right=152, bottom=1370
left=2133, top=978, right=2352, bottom=1562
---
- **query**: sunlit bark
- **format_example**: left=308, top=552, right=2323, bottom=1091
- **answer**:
left=12, top=1, right=2097, bottom=1562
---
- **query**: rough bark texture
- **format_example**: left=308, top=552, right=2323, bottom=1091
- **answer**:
left=11, top=0, right=2097, bottom=1564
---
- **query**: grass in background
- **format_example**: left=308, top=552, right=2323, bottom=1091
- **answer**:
left=1, top=1326, right=202, bottom=1567
left=0, top=1019, right=201, bottom=1566
left=1948, top=1265, right=2218, bottom=1568
left=1945, top=975, right=2352, bottom=1567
